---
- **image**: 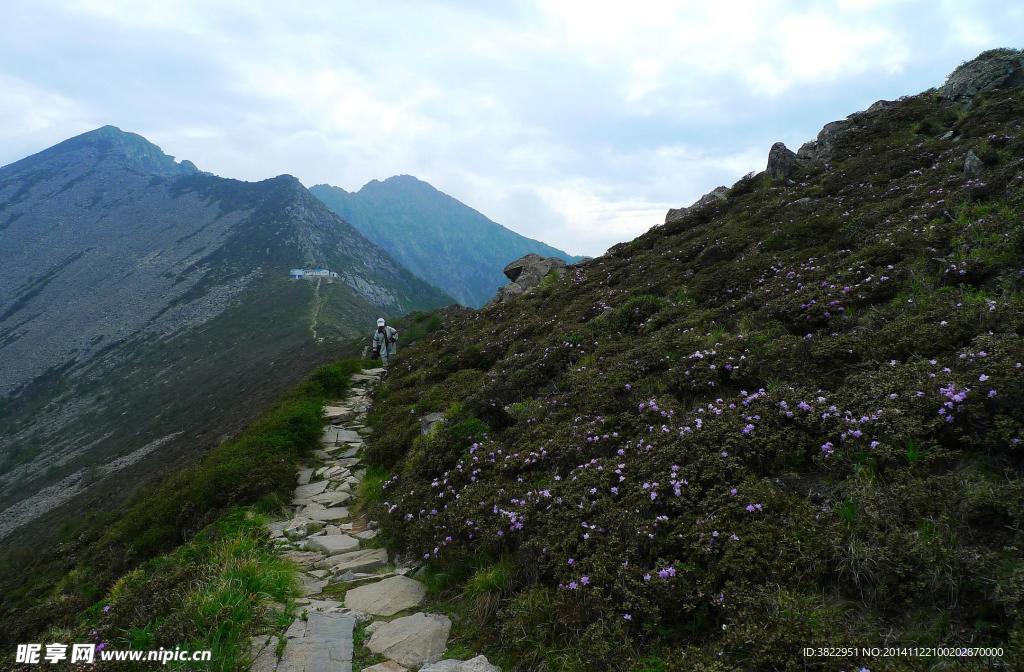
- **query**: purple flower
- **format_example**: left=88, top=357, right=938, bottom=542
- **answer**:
left=103, top=605, right=112, bottom=614
left=625, top=383, right=632, bottom=391
left=988, top=389, right=997, bottom=398
left=623, top=613, right=632, bottom=621
left=979, top=373, right=989, bottom=382
left=580, top=575, right=590, bottom=585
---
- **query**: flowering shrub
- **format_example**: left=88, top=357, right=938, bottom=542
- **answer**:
left=368, top=84, right=1024, bottom=669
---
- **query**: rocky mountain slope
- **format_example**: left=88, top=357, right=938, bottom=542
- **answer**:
left=0, top=127, right=451, bottom=544
left=364, top=49, right=1024, bottom=669
left=311, top=176, right=583, bottom=307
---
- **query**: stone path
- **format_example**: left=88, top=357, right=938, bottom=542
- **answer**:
left=249, top=368, right=500, bottom=672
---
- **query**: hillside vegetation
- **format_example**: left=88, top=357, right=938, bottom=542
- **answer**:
left=1, top=359, right=365, bottom=656
left=366, top=51, right=1024, bottom=670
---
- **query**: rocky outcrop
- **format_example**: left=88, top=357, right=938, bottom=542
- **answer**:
left=665, top=186, right=729, bottom=224
left=491, top=254, right=567, bottom=304
left=940, top=48, right=1024, bottom=105
left=797, top=118, right=853, bottom=163
left=766, top=142, right=800, bottom=181
left=964, top=149, right=984, bottom=178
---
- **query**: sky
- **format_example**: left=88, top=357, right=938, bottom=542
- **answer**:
left=1, top=1, right=1022, bottom=256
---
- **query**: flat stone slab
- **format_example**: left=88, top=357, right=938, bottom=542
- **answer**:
left=421, top=656, right=500, bottom=672
left=249, top=635, right=280, bottom=672
left=306, top=534, right=359, bottom=555
left=278, top=610, right=354, bottom=672
left=322, top=427, right=362, bottom=444
left=317, top=547, right=389, bottom=573
left=362, top=661, right=408, bottom=672
left=295, top=480, right=329, bottom=498
left=305, top=507, right=350, bottom=522
left=323, top=405, right=353, bottom=420
left=344, top=575, right=425, bottom=616
left=300, top=574, right=327, bottom=596
left=313, top=491, right=352, bottom=506
left=366, top=612, right=451, bottom=669
left=297, top=468, right=314, bottom=485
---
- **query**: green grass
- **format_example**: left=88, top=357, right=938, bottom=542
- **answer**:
left=3, top=358, right=367, bottom=663
left=93, top=509, right=299, bottom=671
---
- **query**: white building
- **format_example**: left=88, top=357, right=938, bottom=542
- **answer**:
left=289, top=268, right=339, bottom=280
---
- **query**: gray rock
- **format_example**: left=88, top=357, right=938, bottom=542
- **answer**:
left=420, top=412, right=446, bottom=435
left=491, top=254, right=567, bottom=304
left=420, top=661, right=461, bottom=672
left=940, top=48, right=1024, bottom=105
left=362, top=662, right=408, bottom=672
left=766, top=142, right=800, bottom=181
left=277, top=611, right=354, bottom=672
left=344, top=575, right=426, bottom=616
left=964, top=149, right=983, bottom=178
left=297, top=468, right=314, bottom=485
left=285, top=519, right=324, bottom=540
left=295, top=480, right=329, bottom=499
left=305, top=507, right=351, bottom=522
left=300, top=574, right=327, bottom=596
left=422, top=656, right=501, bottom=672
left=366, top=612, right=452, bottom=669
left=797, top=118, right=851, bottom=163
left=318, top=547, right=389, bottom=573
left=313, top=490, right=352, bottom=507
left=306, top=534, right=359, bottom=555
left=249, top=635, right=280, bottom=672
left=665, top=186, right=728, bottom=224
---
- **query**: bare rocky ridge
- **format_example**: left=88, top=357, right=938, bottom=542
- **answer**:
left=0, top=127, right=452, bottom=543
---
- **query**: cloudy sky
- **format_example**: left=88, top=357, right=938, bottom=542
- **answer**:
left=1, top=1, right=1021, bottom=255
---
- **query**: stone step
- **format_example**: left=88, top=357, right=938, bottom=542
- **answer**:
left=365, top=612, right=451, bottom=670
left=305, top=534, right=359, bottom=555
left=304, top=507, right=351, bottom=523
left=316, top=547, right=388, bottom=573
left=343, top=575, right=426, bottom=617
left=278, top=610, right=355, bottom=672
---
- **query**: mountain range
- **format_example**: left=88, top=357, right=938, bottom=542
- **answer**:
left=0, top=125, right=452, bottom=540
left=311, top=177, right=583, bottom=307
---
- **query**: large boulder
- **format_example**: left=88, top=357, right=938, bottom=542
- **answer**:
left=940, top=48, right=1024, bottom=105
left=491, top=254, right=567, bottom=304
left=766, top=142, right=800, bottom=181
left=665, top=186, right=728, bottom=224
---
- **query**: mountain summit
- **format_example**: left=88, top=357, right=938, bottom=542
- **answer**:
left=311, top=176, right=582, bottom=307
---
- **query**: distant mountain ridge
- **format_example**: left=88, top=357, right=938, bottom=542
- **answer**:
left=311, top=176, right=583, bottom=307
left=0, top=126, right=451, bottom=540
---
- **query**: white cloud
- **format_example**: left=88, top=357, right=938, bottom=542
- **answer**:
left=2, top=0, right=1022, bottom=255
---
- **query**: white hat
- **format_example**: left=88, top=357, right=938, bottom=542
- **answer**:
left=377, top=318, right=385, bottom=326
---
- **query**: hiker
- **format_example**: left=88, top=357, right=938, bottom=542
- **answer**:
left=371, top=317, right=398, bottom=368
